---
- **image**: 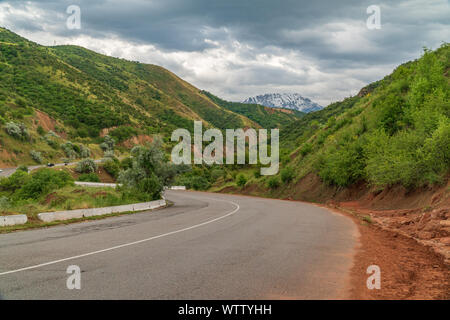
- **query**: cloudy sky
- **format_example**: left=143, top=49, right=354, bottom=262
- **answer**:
left=0, top=0, right=448, bottom=105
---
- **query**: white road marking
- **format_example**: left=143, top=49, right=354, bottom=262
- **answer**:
left=0, top=195, right=239, bottom=276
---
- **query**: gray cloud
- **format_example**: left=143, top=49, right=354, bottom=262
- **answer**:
left=0, top=0, right=448, bottom=105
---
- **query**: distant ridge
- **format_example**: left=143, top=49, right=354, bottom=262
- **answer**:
left=243, top=93, right=323, bottom=113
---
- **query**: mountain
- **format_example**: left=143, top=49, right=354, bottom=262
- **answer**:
left=201, top=91, right=304, bottom=129
left=243, top=93, right=323, bottom=113
left=0, top=27, right=301, bottom=166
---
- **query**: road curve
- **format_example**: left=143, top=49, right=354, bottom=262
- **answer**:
left=0, top=190, right=358, bottom=299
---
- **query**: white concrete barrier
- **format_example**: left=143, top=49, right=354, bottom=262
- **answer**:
left=75, top=182, right=119, bottom=187
left=0, top=214, right=27, bottom=227
left=37, top=199, right=167, bottom=222
left=170, top=186, right=186, bottom=190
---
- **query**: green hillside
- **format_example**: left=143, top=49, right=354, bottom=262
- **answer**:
left=0, top=27, right=301, bottom=166
left=211, top=44, right=449, bottom=192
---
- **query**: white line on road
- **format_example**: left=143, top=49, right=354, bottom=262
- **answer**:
left=0, top=195, right=240, bottom=276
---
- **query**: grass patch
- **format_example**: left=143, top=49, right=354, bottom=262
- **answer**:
left=0, top=185, right=146, bottom=219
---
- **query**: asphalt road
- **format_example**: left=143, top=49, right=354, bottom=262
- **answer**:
left=0, top=190, right=358, bottom=299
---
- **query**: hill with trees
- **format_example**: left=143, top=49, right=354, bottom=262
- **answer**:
left=0, top=27, right=301, bottom=166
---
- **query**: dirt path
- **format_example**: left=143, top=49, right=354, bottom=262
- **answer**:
left=327, top=206, right=450, bottom=299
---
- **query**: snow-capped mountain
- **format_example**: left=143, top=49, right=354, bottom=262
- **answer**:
left=243, top=93, right=323, bottom=113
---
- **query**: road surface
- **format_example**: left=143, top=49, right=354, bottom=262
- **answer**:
left=0, top=190, right=358, bottom=299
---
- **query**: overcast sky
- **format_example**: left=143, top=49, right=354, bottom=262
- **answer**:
left=0, top=0, right=448, bottom=105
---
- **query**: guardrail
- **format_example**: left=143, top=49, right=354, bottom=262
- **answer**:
left=74, top=181, right=119, bottom=187
left=37, top=199, right=166, bottom=222
left=0, top=214, right=27, bottom=227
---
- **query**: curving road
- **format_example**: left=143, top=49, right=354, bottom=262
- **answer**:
left=0, top=190, right=358, bottom=299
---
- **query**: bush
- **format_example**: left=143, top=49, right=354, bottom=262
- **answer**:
left=211, top=169, right=224, bottom=181
left=236, top=174, right=247, bottom=187
left=299, top=143, right=312, bottom=156
left=76, top=159, right=98, bottom=174
left=120, top=157, right=133, bottom=170
left=137, top=174, right=163, bottom=200
left=15, top=169, right=74, bottom=200
left=80, top=145, right=91, bottom=158
left=5, top=122, right=29, bottom=140
left=176, top=176, right=210, bottom=190
left=61, top=142, right=78, bottom=159
left=30, top=150, right=43, bottom=164
left=103, top=159, right=120, bottom=178
left=281, top=167, right=294, bottom=183
left=37, top=126, right=45, bottom=135
left=78, top=173, right=100, bottom=182
left=100, top=135, right=115, bottom=152
left=16, top=165, right=28, bottom=173
left=118, top=137, right=177, bottom=198
left=0, top=196, right=10, bottom=210
left=0, top=170, right=31, bottom=192
left=317, top=141, right=365, bottom=187
left=267, top=176, right=280, bottom=189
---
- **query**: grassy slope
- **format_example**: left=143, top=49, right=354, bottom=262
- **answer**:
left=1, top=27, right=301, bottom=164
left=213, top=44, right=449, bottom=196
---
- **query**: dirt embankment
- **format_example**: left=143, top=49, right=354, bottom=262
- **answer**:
left=217, top=174, right=450, bottom=299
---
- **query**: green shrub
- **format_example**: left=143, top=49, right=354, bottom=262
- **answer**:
left=80, top=145, right=91, bottom=158
left=120, top=157, right=133, bottom=170
left=37, top=126, right=45, bottom=135
left=0, top=170, right=31, bottom=192
left=5, top=122, right=29, bottom=140
left=317, top=140, right=365, bottom=187
left=211, top=169, right=224, bottom=181
left=76, top=159, right=98, bottom=174
left=267, top=176, right=280, bottom=189
left=100, top=135, right=115, bottom=152
left=15, top=169, right=74, bottom=200
left=0, top=196, right=11, bottom=210
left=61, top=141, right=78, bottom=159
left=118, top=138, right=177, bottom=198
left=16, top=165, right=28, bottom=173
left=281, top=167, right=294, bottom=183
left=299, top=143, right=312, bottom=156
left=236, top=174, right=247, bottom=187
left=187, top=176, right=210, bottom=190
left=30, top=150, right=43, bottom=164
left=103, top=159, right=120, bottom=178
left=78, top=173, right=100, bottom=182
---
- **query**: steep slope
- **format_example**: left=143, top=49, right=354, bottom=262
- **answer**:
left=244, top=93, right=323, bottom=113
left=1, top=27, right=288, bottom=165
left=201, top=91, right=303, bottom=128
left=0, top=27, right=260, bottom=140
left=215, top=44, right=449, bottom=193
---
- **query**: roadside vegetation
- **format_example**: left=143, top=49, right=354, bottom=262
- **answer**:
left=208, top=44, right=449, bottom=194
left=0, top=139, right=180, bottom=223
